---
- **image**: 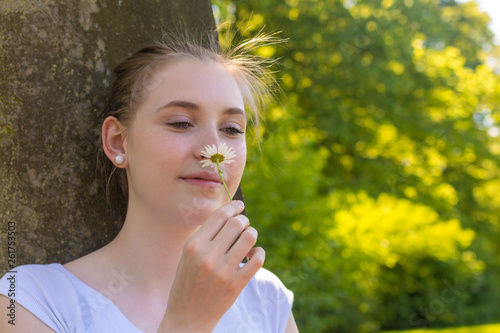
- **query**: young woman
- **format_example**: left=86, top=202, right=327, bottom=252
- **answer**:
left=0, top=35, right=299, bottom=332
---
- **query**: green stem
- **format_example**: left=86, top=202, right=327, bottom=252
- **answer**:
left=216, top=159, right=232, bottom=201
left=216, top=159, right=249, bottom=262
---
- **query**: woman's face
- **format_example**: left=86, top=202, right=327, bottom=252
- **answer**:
left=123, top=58, right=247, bottom=226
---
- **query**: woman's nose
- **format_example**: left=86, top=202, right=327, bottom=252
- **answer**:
left=195, top=127, right=221, bottom=160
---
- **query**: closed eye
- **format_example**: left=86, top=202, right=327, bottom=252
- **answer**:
left=168, top=121, right=193, bottom=129
left=223, top=126, right=244, bottom=135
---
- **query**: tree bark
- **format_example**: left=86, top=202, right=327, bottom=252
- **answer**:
left=0, top=0, right=221, bottom=272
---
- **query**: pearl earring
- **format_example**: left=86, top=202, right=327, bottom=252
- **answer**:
left=115, top=155, right=124, bottom=165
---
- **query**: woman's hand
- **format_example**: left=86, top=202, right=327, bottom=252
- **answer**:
left=158, top=201, right=265, bottom=333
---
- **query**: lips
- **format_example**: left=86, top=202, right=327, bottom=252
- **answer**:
left=180, top=171, right=223, bottom=188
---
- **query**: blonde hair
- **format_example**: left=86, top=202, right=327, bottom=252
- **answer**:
left=101, top=29, right=280, bottom=207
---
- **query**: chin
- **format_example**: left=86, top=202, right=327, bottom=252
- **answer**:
left=176, top=196, right=227, bottom=226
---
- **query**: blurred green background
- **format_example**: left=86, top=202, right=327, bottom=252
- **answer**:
left=211, top=0, right=500, bottom=332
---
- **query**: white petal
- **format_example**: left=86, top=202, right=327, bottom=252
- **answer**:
left=219, top=143, right=229, bottom=155
left=225, top=150, right=236, bottom=160
left=204, top=145, right=215, bottom=156
left=199, top=160, right=212, bottom=168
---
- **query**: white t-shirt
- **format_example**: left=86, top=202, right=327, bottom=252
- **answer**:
left=0, top=263, right=293, bottom=333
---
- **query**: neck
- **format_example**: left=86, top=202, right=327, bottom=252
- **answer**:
left=102, top=202, right=199, bottom=298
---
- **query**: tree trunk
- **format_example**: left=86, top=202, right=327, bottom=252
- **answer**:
left=0, top=0, right=222, bottom=272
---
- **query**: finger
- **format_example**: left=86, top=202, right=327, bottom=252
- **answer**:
left=212, top=214, right=250, bottom=252
left=237, top=246, right=265, bottom=281
left=196, top=200, right=245, bottom=241
left=225, top=226, right=257, bottom=265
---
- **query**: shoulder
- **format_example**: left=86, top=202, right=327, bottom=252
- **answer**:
left=0, top=263, right=73, bottom=296
left=216, top=266, right=294, bottom=333
left=0, top=294, right=56, bottom=332
left=2, top=263, right=68, bottom=279
left=0, top=263, right=79, bottom=303
left=1, top=264, right=143, bottom=333
left=0, top=264, right=87, bottom=333
left=253, top=267, right=293, bottom=293
left=246, top=267, right=294, bottom=305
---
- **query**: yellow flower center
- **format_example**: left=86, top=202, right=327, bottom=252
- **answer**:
left=210, top=153, right=225, bottom=163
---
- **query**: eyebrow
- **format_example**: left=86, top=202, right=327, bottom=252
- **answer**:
left=157, top=100, right=246, bottom=117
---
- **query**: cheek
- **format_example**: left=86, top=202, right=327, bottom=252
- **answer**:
left=156, top=139, right=191, bottom=172
left=128, top=129, right=186, bottom=176
left=226, top=143, right=246, bottom=180
left=236, top=141, right=247, bottom=166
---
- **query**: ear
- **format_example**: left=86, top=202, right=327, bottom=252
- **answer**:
left=102, top=116, right=128, bottom=168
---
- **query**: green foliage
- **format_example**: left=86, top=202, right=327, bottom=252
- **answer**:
left=381, top=322, right=500, bottom=333
left=213, top=0, right=500, bottom=332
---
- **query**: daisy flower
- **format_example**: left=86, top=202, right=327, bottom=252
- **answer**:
left=200, top=143, right=236, bottom=200
left=200, top=143, right=236, bottom=170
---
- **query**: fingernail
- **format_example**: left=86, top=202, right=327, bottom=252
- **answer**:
left=248, top=227, right=257, bottom=238
left=235, top=200, right=245, bottom=208
left=242, top=215, right=250, bottom=227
